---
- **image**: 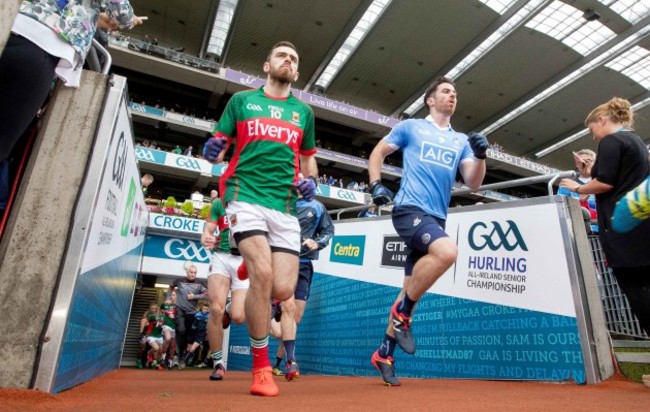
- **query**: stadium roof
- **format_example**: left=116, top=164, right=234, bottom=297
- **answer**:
left=115, top=0, right=650, bottom=170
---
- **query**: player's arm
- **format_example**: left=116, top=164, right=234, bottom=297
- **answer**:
left=368, top=139, right=397, bottom=205
left=459, top=132, right=489, bottom=190
left=201, top=220, right=218, bottom=249
left=167, top=279, right=179, bottom=300
left=139, top=312, right=150, bottom=333
left=368, top=139, right=396, bottom=183
left=459, top=158, right=486, bottom=190
left=216, top=139, right=232, bottom=163
left=314, top=204, right=335, bottom=250
left=299, top=154, right=318, bottom=181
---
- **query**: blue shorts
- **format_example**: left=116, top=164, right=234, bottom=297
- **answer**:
left=391, top=205, right=448, bottom=276
left=295, top=260, right=313, bottom=301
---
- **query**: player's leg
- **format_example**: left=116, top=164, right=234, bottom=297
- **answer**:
left=293, top=260, right=313, bottom=325
left=390, top=208, right=455, bottom=354
left=387, top=236, right=455, bottom=357
left=279, top=296, right=298, bottom=379
left=228, top=253, right=249, bottom=326
left=207, top=269, right=230, bottom=380
left=175, top=310, right=187, bottom=368
left=372, top=207, right=454, bottom=386
left=281, top=260, right=312, bottom=380
left=238, top=234, right=278, bottom=396
left=272, top=340, right=285, bottom=376
left=267, top=208, right=301, bottom=380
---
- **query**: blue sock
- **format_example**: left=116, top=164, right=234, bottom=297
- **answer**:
left=378, top=335, right=396, bottom=358
left=275, top=356, right=283, bottom=368
left=397, top=292, right=416, bottom=317
left=283, top=340, right=296, bottom=362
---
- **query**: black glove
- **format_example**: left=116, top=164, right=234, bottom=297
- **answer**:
left=203, top=137, right=227, bottom=162
left=467, top=132, right=489, bottom=160
left=296, top=177, right=317, bottom=201
left=369, top=180, right=394, bottom=206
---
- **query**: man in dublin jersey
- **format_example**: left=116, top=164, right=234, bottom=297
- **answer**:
left=367, top=77, right=489, bottom=386
left=202, top=41, right=318, bottom=397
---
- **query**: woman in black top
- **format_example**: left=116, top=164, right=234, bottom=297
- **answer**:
left=560, top=97, right=650, bottom=334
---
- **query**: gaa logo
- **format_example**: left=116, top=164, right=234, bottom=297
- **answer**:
left=336, top=189, right=357, bottom=201
left=135, top=147, right=156, bottom=162
left=176, top=157, right=201, bottom=170
left=164, top=239, right=210, bottom=262
left=468, top=220, right=528, bottom=252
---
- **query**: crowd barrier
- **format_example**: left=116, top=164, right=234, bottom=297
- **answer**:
left=589, top=236, right=648, bottom=339
left=226, top=195, right=614, bottom=384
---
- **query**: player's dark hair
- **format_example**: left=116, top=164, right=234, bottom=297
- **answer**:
left=423, top=77, right=455, bottom=106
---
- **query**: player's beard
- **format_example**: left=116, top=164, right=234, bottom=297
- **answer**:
left=268, top=65, right=294, bottom=85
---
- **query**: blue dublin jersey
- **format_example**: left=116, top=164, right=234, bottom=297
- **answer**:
left=384, top=117, right=474, bottom=220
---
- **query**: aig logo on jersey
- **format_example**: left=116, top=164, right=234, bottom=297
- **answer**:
left=420, top=141, right=459, bottom=170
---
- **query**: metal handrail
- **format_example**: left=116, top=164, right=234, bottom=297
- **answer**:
left=452, top=170, right=577, bottom=197
left=327, top=171, right=577, bottom=220
left=91, top=38, right=112, bottom=74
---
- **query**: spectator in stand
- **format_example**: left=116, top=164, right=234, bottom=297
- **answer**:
left=338, top=178, right=344, bottom=188
left=168, top=264, right=208, bottom=368
left=358, top=205, right=378, bottom=218
left=172, top=145, right=182, bottom=154
left=0, top=0, right=143, bottom=163
left=141, top=173, right=154, bottom=195
left=142, top=140, right=151, bottom=148
left=184, top=302, right=210, bottom=367
left=210, top=189, right=219, bottom=203
left=359, top=181, right=368, bottom=192
left=557, top=149, right=597, bottom=232
left=150, top=141, right=158, bottom=150
left=560, top=97, right=650, bottom=337
left=183, top=145, right=194, bottom=156
left=320, top=174, right=327, bottom=185
left=327, top=175, right=336, bottom=186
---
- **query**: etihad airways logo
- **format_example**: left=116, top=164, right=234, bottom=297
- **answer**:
left=468, top=220, right=528, bottom=252
left=246, top=118, right=299, bottom=145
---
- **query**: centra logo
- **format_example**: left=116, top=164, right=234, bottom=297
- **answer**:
left=330, top=235, right=365, bottom=266
left=468, top=220, right=528, bottom=252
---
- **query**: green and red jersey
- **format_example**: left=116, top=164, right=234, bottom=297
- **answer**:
left=214, top=87, right=317, bottom=215
left=160, top=303, right=176, bottom=329
left=208, top=199, right=231, bottom=253
left=145, top=312, right=164, bottom=338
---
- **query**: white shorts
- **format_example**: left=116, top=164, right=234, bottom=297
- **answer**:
left=162, top=325, right=176, bottom=336
left=227, top=201, right=300, bottom=254
left=209, top=251, right=249, bottom=290
left=146, top=336, right=163, bottom=346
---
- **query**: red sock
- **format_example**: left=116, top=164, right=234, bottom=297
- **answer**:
left=251, top=345, right=271, bottom=370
